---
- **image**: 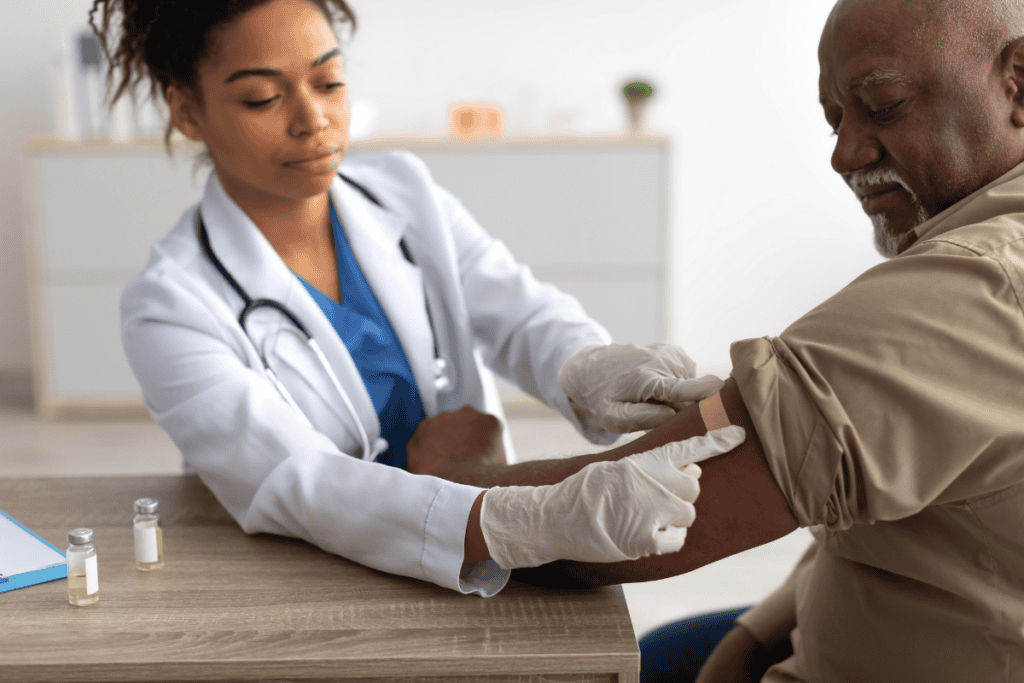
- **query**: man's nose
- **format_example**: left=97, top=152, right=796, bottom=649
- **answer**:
left=831, top=117, right=882, bottom=175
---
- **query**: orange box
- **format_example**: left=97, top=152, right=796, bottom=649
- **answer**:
left=449, top=102, right=504, bottom=140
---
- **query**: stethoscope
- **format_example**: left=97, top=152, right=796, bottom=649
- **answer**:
left=197, top=173, right=454, bottom=461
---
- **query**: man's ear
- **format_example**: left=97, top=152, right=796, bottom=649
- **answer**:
left=1001, top=36, right=1024, bottom=127
left=166, top=85, right=206, bottom=142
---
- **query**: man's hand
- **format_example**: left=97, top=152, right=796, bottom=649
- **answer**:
left=406, top=405, right=506, bottom=479
left=696, top=624, right=794, bottom=683
left=558, top=343, right=726, bottom=433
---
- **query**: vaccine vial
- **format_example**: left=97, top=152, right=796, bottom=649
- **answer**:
left=133, top=498, right=164, bottom=571
left=66, top=528, right=99, bottom=606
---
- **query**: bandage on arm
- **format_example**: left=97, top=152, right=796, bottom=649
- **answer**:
left=699, top=391, right=731, bottom=431
left=509, top=377, right=798, bottom=587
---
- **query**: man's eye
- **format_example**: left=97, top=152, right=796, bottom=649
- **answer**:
left=871, top=100, right=906, bottom=123
left=321, top=82, right=345, bottom=92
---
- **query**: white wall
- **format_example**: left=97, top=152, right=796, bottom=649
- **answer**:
left=0, top=0, right=881, bottom=385
left=0, top=0, right=99, bottom=384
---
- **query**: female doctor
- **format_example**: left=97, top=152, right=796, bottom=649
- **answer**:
left=91, top=0, right=737, bottom=596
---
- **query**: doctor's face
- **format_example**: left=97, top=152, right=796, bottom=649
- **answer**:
left=170, top=0, right=351, bottom=209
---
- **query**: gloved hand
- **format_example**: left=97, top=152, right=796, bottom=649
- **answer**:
left=479, top=426, right=745, bottom=569
left=558, top=343, right=726, bottom=434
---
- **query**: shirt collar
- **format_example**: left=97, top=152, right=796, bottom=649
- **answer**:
left=903, top=160, right=1024, bottom=250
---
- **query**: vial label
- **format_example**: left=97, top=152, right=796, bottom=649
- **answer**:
left=85, top=555, right=98, bottom=596
left=134, top=525, right=159, bottom=563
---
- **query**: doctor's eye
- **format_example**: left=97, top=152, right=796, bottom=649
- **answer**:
left=321, top=82, right=345, bottom=93
left=244, top=96, right=279, bottom=109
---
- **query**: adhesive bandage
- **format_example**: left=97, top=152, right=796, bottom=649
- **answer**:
left=698, top=391, right=731, bottom=431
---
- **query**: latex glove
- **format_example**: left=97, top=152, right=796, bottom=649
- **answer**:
left=558, top=343, right=726, bottom=434
left=480, top=426, right=746, bottom=569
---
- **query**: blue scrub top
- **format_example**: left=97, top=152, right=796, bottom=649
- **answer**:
left=297, top=205, right=427, bottom=470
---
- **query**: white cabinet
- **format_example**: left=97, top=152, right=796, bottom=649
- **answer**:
left=22, top=136, right=671, bottom=417
left=22, top=141, right=206, bottom=417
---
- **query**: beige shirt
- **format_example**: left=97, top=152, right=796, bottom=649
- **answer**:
left=731, top=162, right=1024, bottom=682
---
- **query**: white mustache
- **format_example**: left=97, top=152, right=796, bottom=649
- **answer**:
left=847, top=168, right=913, bottom=200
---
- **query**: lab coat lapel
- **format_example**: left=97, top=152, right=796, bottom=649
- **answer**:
left=198, top=172, right=381, bottom=448
left=331, top=176, right=439, bottom=415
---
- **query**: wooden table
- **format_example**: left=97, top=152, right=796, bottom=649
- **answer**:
left=0, top=476, right=639, bottom=683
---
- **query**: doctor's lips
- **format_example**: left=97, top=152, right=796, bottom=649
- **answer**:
left=282, top=148, right=341, bottom=171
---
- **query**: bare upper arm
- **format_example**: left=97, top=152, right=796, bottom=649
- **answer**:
left=514, top=377, right=799, bottom=586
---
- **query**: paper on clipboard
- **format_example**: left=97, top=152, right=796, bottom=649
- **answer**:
left=0, top=508, right=67, bottom=591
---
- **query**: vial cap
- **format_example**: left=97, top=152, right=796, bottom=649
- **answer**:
left=68, top=528, right=93, bottom=544
left=134, top=498, right=158, bottom=514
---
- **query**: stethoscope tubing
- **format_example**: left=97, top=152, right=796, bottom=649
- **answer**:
left=195, top=173, right=452, bottom=461
left=198, top=212, right=376, bottom=460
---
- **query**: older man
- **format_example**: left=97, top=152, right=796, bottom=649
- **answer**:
left=412, top=0, right=1024, bottom=679
left=647, top=0, right=1024, bottom=679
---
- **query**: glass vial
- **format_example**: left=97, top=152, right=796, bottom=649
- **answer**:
left=133, top=498, right=164, bottom=571
left=67, top=528, right=99, bottom=606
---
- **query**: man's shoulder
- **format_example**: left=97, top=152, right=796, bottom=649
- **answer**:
left=913, top=214, right=1024, bottom=261
left=790, top=215, right=1024, bottom=334
left=910, top=218, right=1024, bottom=311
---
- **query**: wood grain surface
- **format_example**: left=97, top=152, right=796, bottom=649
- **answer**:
left=0, top=476, right=639, bottom=683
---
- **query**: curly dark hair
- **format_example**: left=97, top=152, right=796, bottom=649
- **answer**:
left=88, top=0, right=357, bottom=148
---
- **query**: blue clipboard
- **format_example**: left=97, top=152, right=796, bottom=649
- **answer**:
left=0, top=508, right=67, bottom=593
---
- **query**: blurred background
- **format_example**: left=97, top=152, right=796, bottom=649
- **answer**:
left=0, top=0, right=869, bottom=639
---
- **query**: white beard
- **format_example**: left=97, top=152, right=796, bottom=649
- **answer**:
left=870, top=201, right=929, bottom=258
left=848, top=168, right=930, bottom=258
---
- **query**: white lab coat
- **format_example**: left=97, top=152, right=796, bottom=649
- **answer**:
left=120, top=150, right=614, bottom=595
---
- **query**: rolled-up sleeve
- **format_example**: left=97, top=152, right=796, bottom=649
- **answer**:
left=730, top=337, right=848, bottom=528
left=730, top=243, right=1024, bottom=529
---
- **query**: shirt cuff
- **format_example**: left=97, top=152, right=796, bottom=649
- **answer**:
left=420, top=479, right=510, bottom=596
left=729, top=337, right=840, bottom=529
